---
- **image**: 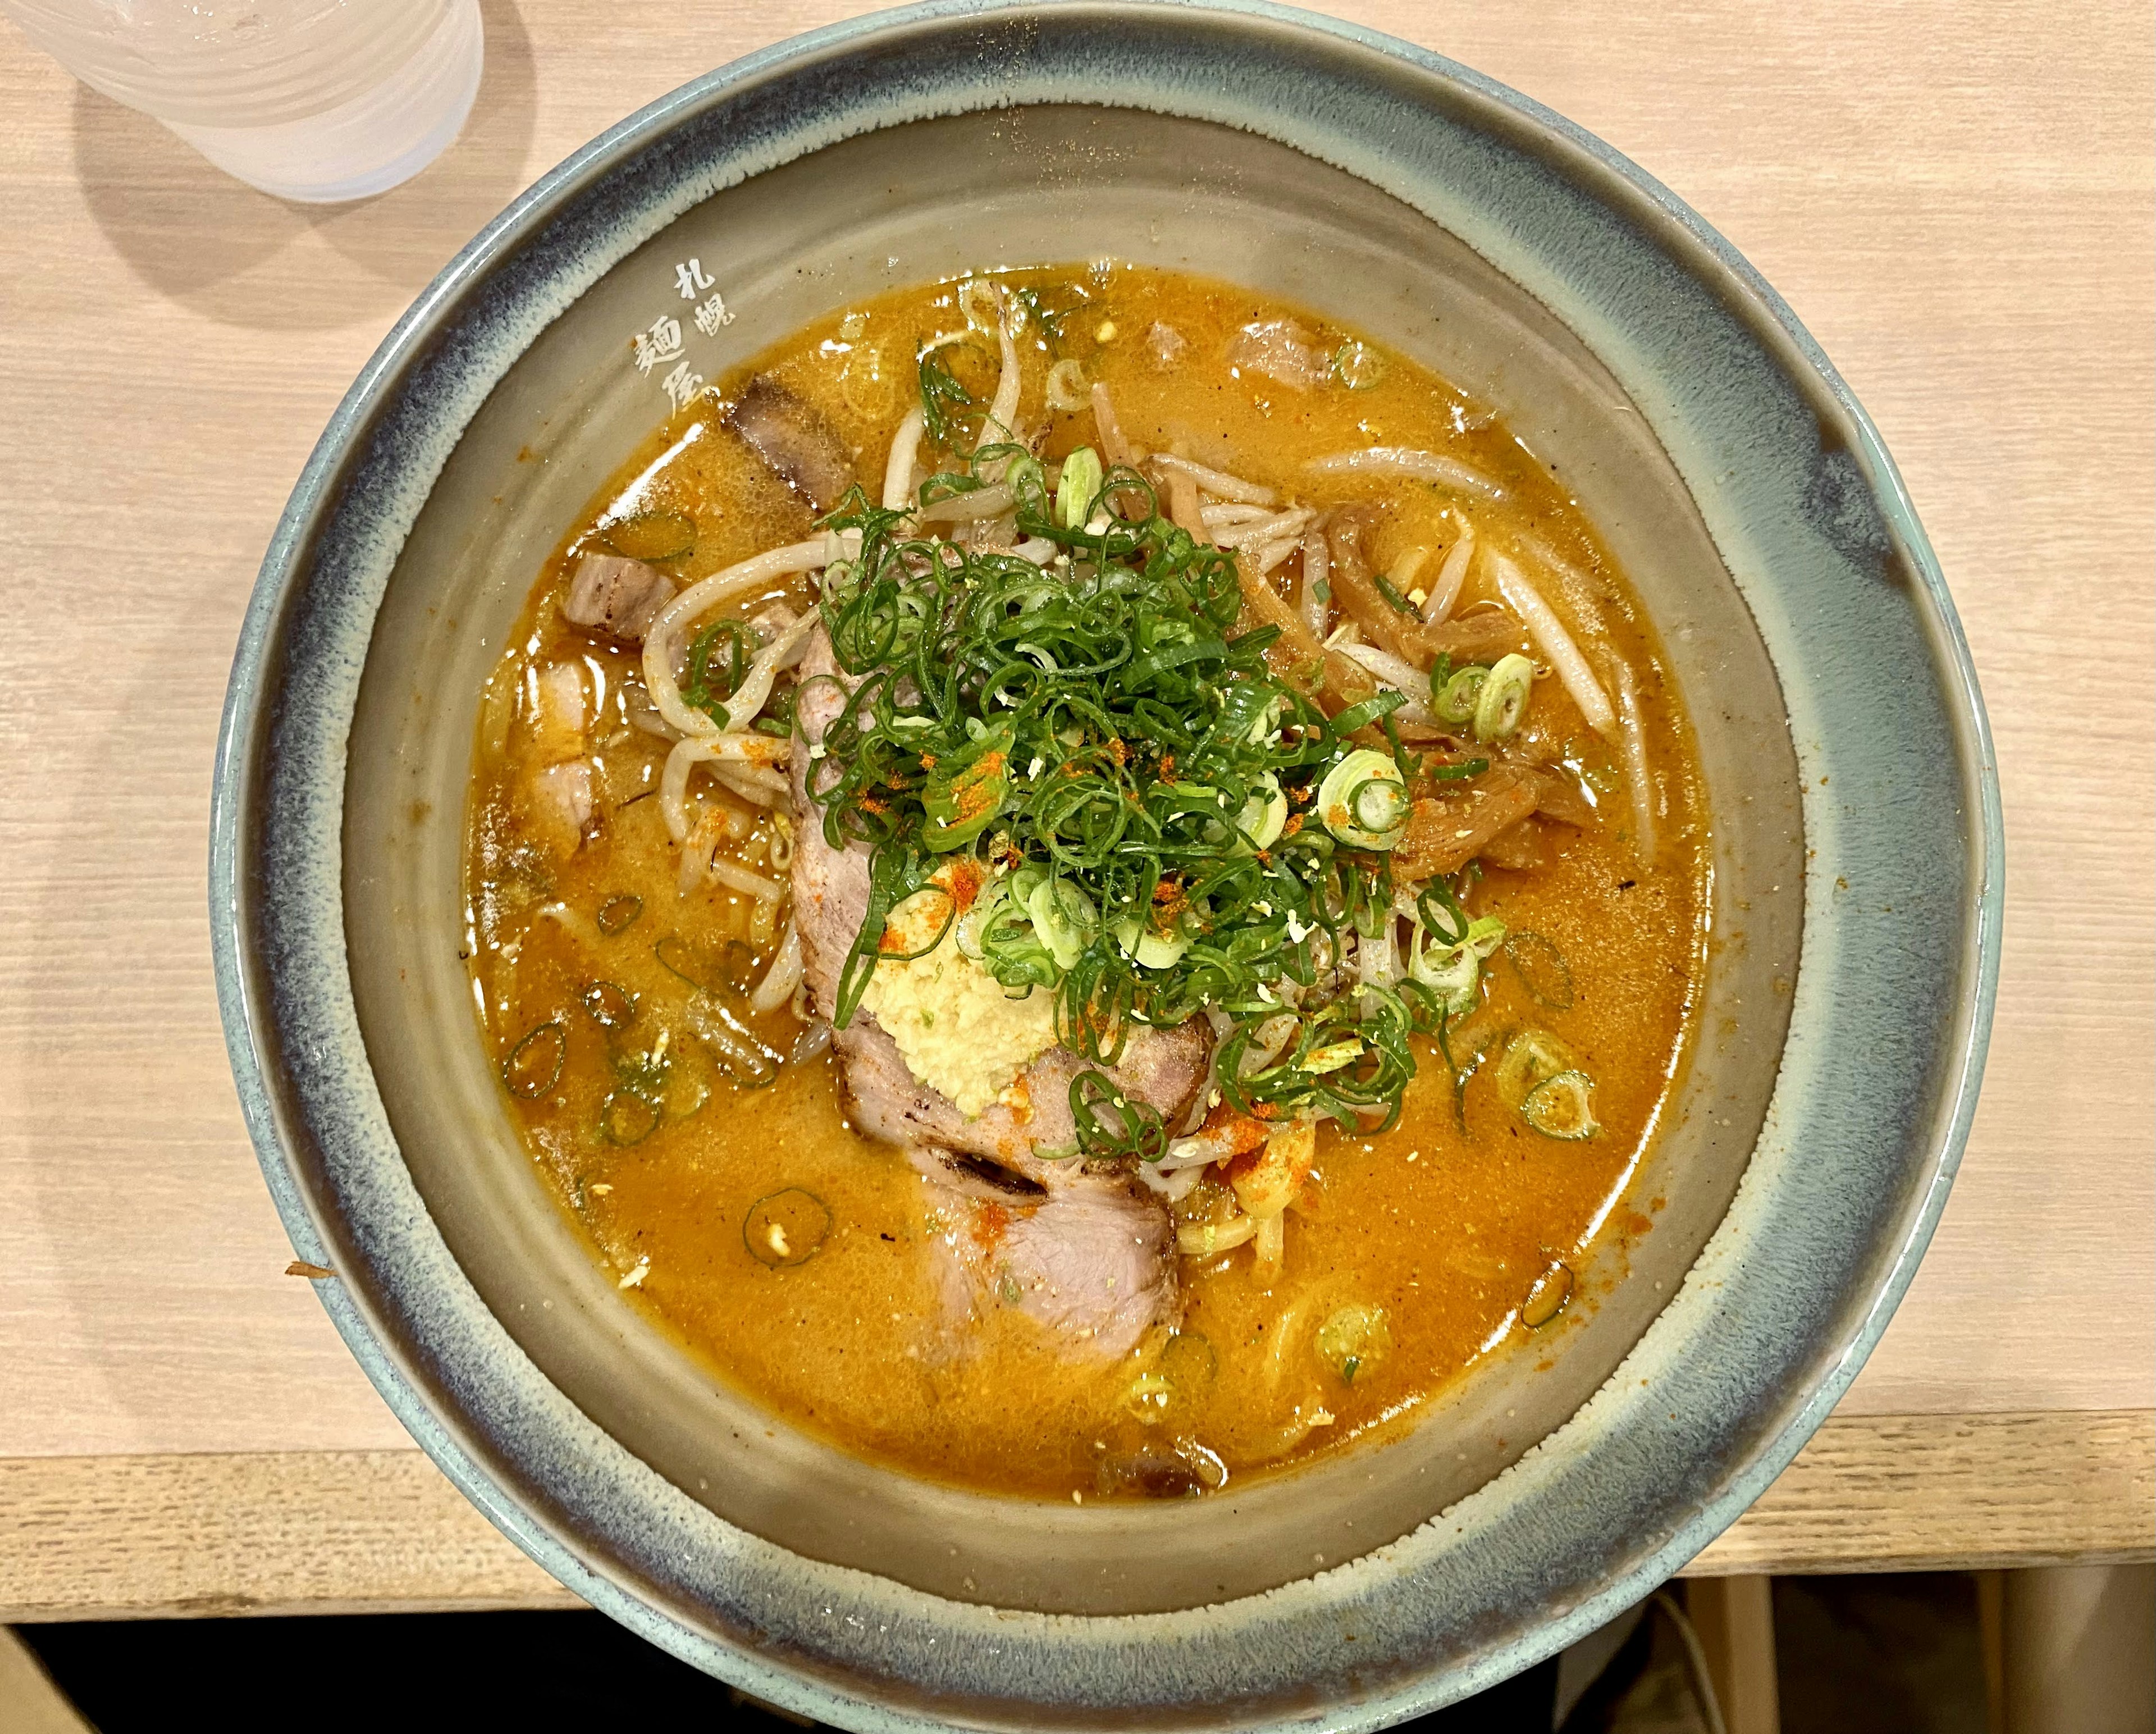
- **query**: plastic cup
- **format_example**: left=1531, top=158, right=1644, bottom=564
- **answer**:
left=1, top=0, right=484, bottom=203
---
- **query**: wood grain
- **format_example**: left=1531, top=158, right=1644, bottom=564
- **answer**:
left=0, top=1413, right=2145, bottom=1623
left=1685, top=1411, right=2156, bottom=1578
left=0, top=0, right=2149, bottom=1585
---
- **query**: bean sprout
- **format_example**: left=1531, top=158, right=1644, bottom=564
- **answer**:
left=1150, top=453, right=1276, bottom=505
left=1333, top=641, right=1439, bottom=724
left=979, top=284, right=1022, bottom=479
left=660, top=733, right=792, bottom=842
left=1423, top=521, right=1476, bottom=622
left=708, top=856, right=785, bottom=903
left=643, top=535, right=851, bottom=737
left=1045, top=358, right=1088, bottom=413
left=1200, top=502, right=1275, bottom=529
left=1207, top=508, right=1313, bottom=550
left=1305, top=446, right=1505, bottom=503
left=1614, top=663, right=1658, bottom=870
left=881, top=405, right=924, bottom=512
left=712, top=765, right=780, bottom=806
left=721, top=612, right=817, bottom=734
left=917, top=480, right=1017, bottom=523
left=1487, top=550, right=1614, bottom=734
left=1090, top=381, right=1134, bottom=468
left=751, top=920, right=805, bottom=1012
left=1299, top=534, right=1330, bottom=640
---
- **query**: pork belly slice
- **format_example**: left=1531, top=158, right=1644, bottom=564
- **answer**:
left=563, top=553, right=675, bottom=643
left=724, top=376, right=856, bottom=514
left=527, top=760, right=593, bottom=854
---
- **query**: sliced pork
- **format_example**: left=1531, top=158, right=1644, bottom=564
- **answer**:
left=924, top=1172, right=1178, bottom=1358
left=528, top=759, right=593, bottom=852
left=563, top=553, right=675, bottom=643
left=724, top=376, right=856, bottom=514
left=1227, top=318, right=1331, bottom=390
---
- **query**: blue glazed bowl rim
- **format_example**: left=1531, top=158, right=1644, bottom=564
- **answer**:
left=209, top=2, right=2003, bottom=1725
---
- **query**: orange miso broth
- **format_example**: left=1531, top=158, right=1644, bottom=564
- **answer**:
left=464, top=263, right=1706, bottom=1499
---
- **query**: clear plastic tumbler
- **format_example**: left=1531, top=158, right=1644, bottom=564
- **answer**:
left=0, top=0, right=483, bottom=203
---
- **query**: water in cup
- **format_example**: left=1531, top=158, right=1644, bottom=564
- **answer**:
left=2, top=0, right=484, bottom=202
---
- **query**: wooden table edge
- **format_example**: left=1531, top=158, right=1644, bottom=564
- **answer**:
left=2, top=1409, right=2149, bottom=1624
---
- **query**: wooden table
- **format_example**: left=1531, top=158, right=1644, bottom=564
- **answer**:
left=1, top=0, right=2149, bottom=1624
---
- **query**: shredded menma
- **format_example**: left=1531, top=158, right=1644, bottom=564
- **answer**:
left=806, top=425, right=1493, bottom=1155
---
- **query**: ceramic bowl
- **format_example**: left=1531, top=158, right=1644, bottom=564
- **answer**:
left=210, top=2, right=2001, bottom=1726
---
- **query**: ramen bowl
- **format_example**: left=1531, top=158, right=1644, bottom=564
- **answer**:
left=209, top=2, right=2000, bottom=1726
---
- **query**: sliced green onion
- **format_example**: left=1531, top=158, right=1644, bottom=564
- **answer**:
left=1494, top=1026, right=1577, bottom=1108
left=917, top=348, right=975, bottom=444
left=600, top=1089, right=661, bottom=1145
left=1122, top=1371, right=1173, bottom=1423
left=1299, top=1037, right=1365, bottom=1075
left=1315, top=1303, right=1392, bottom=1382
left=655, top=934, right=755, bottom=994
left=682, top=620, right=755, bottom=724
left=503, top=1020, right=567, bottom=1099
left=1433, top=664, right=1487, bottom=725
left=1504, top=930, right=1575, bottom=1010
left=743, top=1188, right=832, bottom=1268
left=599, top=510, right=695, bottom=562
left=974, top=881, right=1061, bottom=990
left=1024, top=871, right=1098, bottom=971
left=920, top=717, right=1014, bottom=851
left=1070, top=1070, right=1167, bottom=1162
left=881, top=886, right=956, bottom=961
left=1316, top=748, right=1408, bottom=850
left=1520, top=1260, right=1575, bottom=1327
left=1236, top=773, right=1288, bottom=849
left=1522, top=1069, right=1598, bottom=1139
left=1045, top=358, right=1089, bottom=413
left=1351, top=775, right=1408, bottom=835
left=1408, top=913, right=1507, bottom=1015
left=1417, top=877, right=1473, bottom=947
left=1112, top=914, right=1193, bottom=970
left=579, top=980, right=636, bottom=1030
left=1055, top=445, right=1104, bottom=530
left=952, top=876, right=1006, bottom=962
left=1563, top=734, right=1620, bottom=796
left=1473, top=651, right=1534, bottom=741
left=595, top=893, right=643, bottom=936
left=1159, top=1331, right=1217, bottom=1395
left=1003, top=453, right=1048, bottom=518
left=1372, top=570, right=1418, bottom=616
left=1332, top=341, right=1388, bottom=391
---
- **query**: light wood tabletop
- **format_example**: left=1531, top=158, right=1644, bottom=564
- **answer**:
left=1, top=0, right=2150, bottom=1623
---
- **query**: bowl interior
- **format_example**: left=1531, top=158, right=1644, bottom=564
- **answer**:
left=342, top=104, right=1803, bottom=1614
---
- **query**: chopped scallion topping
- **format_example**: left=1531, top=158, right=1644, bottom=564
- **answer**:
left=803, top=449, right=1500, bottom=1128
